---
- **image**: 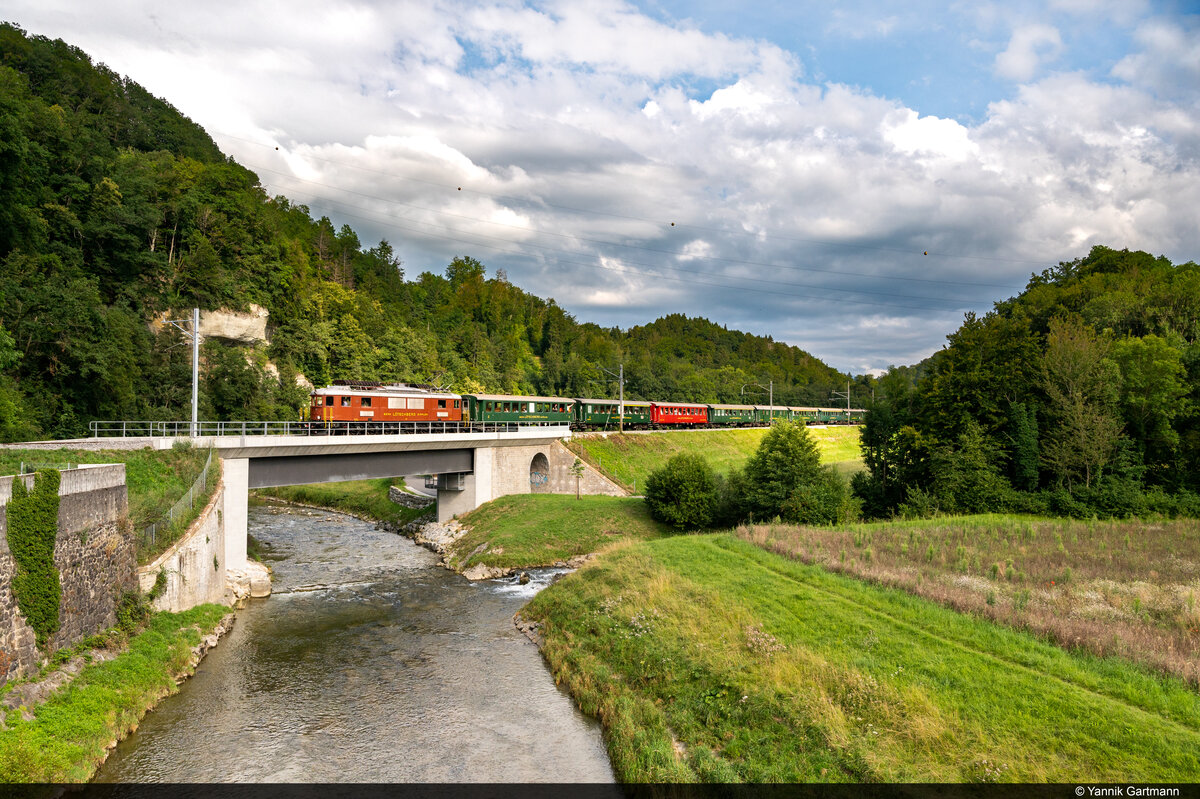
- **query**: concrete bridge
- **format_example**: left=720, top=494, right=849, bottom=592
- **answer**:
left=46, top=423, right=625, bottom=578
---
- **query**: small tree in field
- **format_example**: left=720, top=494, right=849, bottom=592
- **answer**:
left=570, top=457, right=585, bottom=499
left=644, top=453, right=718, bottom=530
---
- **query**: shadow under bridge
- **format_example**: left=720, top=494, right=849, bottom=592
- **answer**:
left=247, top=449, right=472, bottom=489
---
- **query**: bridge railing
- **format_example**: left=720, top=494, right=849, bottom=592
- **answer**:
left=89, top=420, right=572, bottom=438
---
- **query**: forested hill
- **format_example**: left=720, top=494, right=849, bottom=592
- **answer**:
left=855, top=246, right=1200, bottom=518
left=0, top=24, right=850, bottom=441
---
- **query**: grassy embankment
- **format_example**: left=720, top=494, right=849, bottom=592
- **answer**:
left=742, top=515, right=1200, bottom=684
left=566, top=426, right=863, bottom=492
left=447, top=494, right=670, bottom=572
left=0, top=447, right=215, bottom=564
left=0, top=604, right=230, bottom=782
left=254, top=478, right=432, bottom=528
left=445, top=426, right=860, bottom=573
left=522, top=533, right=1200, bottom=782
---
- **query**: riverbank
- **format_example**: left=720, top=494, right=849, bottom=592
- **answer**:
left=0, top=604, right=232, bottom=782
left=520, top=533, right=1200, bottom=782
left=253, top=478, right=433, bottom=530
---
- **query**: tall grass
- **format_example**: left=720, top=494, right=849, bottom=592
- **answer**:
left=524, top=534, right=1200, bottom=782
left=741, top=514, right=1200, bottom=683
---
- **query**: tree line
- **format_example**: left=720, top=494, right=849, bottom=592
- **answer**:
left=853, top=245, right=1200, bottom=519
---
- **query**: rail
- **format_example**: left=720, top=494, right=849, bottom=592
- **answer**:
left=90, top=420, right=573, bottom=438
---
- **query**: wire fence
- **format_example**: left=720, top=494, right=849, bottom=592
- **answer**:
left=141, top=449, right=214, bottom=554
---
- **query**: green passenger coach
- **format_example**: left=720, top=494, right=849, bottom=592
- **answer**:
left=464, top=394, right=574, bottom=424
left=573, top=399, right=652, bottom=428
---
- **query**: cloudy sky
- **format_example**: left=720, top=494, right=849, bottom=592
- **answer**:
left=6, top=1, right=1199, bottom=374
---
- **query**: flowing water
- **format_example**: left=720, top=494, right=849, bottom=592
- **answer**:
left=95, top=504, right=614, bottom=782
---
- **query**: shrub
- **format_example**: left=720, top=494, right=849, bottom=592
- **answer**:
left=644, top=453, right=719, bottom=530
left=781, top=466, right=859, bottom=525
left=7, top=469, right=62, bottom=649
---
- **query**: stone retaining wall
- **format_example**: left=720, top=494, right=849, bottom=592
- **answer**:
left=0, top=465, right=134, bottom=683
left=388, top=486, right=435, bottom=509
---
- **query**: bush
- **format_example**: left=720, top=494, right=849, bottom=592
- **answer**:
left=741, top=421, right=823, bottom=521
left=782, top=466, right=859, bottom=525
left=644, top=453, right=719, bottom=530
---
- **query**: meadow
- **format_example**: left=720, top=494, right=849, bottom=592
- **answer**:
left=743, top=515, right=1200, bottom=684
left=566, top=425, right=862, bottom=491
left=522, top=534, right=1200, bottom=782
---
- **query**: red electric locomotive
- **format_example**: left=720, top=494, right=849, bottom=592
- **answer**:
left=309, top=381, right=463, bottom=425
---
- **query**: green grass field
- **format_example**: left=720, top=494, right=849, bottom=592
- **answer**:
left=566, top=426, right=862, bottom=491
left=254, top=478, right=431, bottom=527
left=523, top=534, right=1200, bottom=782
left=744, top=514, right=1200, bottom=684
left=0, top=604, right=229, bottom=782
left=448, top=493, right=671, bottom=571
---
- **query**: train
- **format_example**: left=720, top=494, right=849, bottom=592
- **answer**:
left=308, top=381, right=865, bottom=430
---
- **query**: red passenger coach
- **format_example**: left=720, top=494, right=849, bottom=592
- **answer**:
left=309, top=383, right=463, bottom=424
left=650, top=401, right=708, bottom=427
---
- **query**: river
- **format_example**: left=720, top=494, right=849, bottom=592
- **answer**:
left=94, top=503, right=614, bottom=782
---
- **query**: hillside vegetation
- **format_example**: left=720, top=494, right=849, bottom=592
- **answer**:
left=0, top=23, right=856, bottom=443
left=854, top=246, right=1200, bottom=519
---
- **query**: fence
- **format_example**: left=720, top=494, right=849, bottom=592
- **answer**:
left=141, top=449, right=215, bottom=552
left=90, top=420, right=571, bottom=438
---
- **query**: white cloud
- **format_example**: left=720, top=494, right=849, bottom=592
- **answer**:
left=994, top=23, right=1064, bottom=81
left=3, top=0, right=1197, bottom=374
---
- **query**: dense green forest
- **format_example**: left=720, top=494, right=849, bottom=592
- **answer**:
left=0, top=23, right=853, bottom=441
left=854, top=246, right=1200, bottom=518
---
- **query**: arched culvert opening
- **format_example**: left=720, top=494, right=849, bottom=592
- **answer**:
left=530, top=452, right=550, bottom=493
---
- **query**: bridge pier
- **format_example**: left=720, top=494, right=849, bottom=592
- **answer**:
left=221, top=457, right=248, bottom=572
left=437, top=447, right=492, bottom=523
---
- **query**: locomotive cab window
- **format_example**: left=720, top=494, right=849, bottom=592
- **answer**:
left=454, top=400, right=460, bottom=409
left=361, top=397, right=372, bottom=407
left=438, top=399, right=447, bottom=409
left=325, top=396, right=334, bottom=406
left=341, top=396, right=352, bottom=407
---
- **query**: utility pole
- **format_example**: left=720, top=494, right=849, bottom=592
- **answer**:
left=165, top=308, right=200, bottom=437
left=831, top=380, right=851, bottom=422
left=599, top=363, right=625, bottom=433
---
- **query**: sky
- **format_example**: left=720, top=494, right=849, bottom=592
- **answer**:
left=5, top=1, right=1199, bottom=375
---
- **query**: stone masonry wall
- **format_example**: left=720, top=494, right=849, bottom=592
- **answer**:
left=0, top=465, right=133, bottom=683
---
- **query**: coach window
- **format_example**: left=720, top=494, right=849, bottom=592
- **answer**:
left=361, top=397, right=372, bottom=407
